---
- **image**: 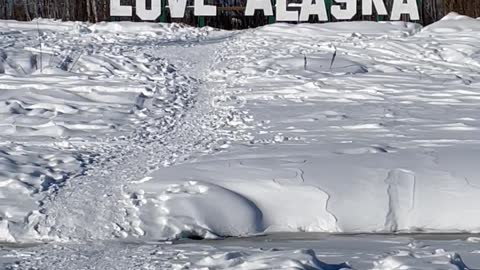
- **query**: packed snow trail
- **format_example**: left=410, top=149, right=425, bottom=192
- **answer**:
left=0, top=20, right=249, bottom=242
left=37, top=33, right=242, bottom=240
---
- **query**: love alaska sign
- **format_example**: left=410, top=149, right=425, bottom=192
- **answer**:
left=110, top=0, right=420, bottom=22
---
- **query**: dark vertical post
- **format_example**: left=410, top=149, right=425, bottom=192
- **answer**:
left=160, top=0, right=167, bottom=22
left=268, top=0, right=276, bottom=24
left=417, top=0, right=423, bottom=23
left=376, top=14, right=386, bottom=21
left=325, top=0, right=332, bottom=21
left=198, top=16, right=206, bottom=26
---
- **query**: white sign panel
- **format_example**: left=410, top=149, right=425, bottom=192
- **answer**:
left=111, top=0, right=420, bottom=22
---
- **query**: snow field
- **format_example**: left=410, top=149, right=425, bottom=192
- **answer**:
left=1, top=14, right=480, bottom=242
left=1, top=12, right=480, bottom=270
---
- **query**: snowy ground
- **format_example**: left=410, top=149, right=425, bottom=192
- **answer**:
left=1, top=12, right=480, bottom=269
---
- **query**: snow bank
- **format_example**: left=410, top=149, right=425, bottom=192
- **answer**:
left=417, top=12, right=480, bottom=67
left=122, top=14, right=480, bottom=240
left=129, top=167, right=339, bottom=239
left=129, top=180, right=264, bottom=239
left=127, top=145, right=480, bottom=239
left=422, top=12, right=480, bottom=34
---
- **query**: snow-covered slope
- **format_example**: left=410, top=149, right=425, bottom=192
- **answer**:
left=122, top=14, right=480, bottom=239
left=1, top=14, right=480, bottom=245
left=2, top=12, right=480, bottom=270
left=0, top=19, right=227, bottom=242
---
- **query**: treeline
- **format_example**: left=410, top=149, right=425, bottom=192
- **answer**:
left=444, top=0, right=480, bottom=18
left=0, top=0, right=478, bottom=28
left=0, top=0, right=110, bottom=22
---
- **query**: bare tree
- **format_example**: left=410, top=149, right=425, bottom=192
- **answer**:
left=24, top=0, right=31, bottom=20
left=5, top=0, right=14, bottom=19
left=65, top=0, right=71, bottom=20
left=0, top=1, right=4, bottom=19
left=92, top=0, right=99, bottom=22
left=86, top=0, right=92, bottom=21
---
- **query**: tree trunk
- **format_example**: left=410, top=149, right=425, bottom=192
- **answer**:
left=33, top=0, right=39, bottom=19
left=67, top=0, right=71, bottom=20
left=91, top=0, right=99, bottom=22
left=24, top=0, right=31, bottom=20
left=86, top=0, right=92, bottom=22
left=6, top=0, right=12, bottom=19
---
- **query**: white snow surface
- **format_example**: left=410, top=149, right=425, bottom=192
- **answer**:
left=125, top=13, right=480, bottom=239
left=1, top=12, right=480, bottom=269
left=3, top=234, right=480, bottom=270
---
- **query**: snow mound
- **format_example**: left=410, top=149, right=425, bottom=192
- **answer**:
left=126, top=180, right=264, bottom=239
left=440, top=12, right=476, bottom=21
left=127, top=159, right=340, bottom=239
left=421, top=12, right=480, bottom=35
